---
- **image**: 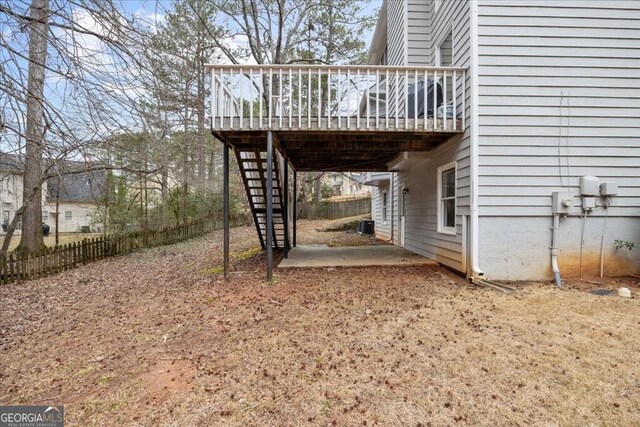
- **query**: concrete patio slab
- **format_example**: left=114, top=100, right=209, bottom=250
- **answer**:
left=278, top=245, right=438, bottom=268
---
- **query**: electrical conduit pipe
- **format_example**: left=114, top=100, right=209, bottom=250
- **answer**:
left=551, top=213, right=562, bottom=288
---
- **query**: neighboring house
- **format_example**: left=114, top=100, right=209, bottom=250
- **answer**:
left=365, top=0, right=639, bottom=281
left=0, top=153, right=107, bottom=234
left=207, top=0, right=639, bottom=282
left=45, top=170, right=108, bottom=233
left=0, top=154, right=34, bottom=235
left=322, top=172, right=371, bottom=201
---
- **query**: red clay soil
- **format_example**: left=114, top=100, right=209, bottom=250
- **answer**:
left=1, top=221, right=639, bottom=426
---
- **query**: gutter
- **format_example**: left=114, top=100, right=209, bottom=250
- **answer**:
left=469, top=0, right=484, bottom=278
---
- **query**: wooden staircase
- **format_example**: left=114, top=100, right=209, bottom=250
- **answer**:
left=235, top=148, right=289, bottom=250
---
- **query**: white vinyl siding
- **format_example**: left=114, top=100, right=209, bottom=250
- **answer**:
left=387, top=0, right=471, bottom=272
left=477, top=0, right=640, bottom=218
left=387, top=1, right=406, bottom=66
left=407, top=0, right=431, bottom=66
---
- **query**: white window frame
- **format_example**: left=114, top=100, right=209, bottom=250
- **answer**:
left=437, top=162, right=457, bottom=235
left=65, top=211, right=72, bottom=221
left=382, top=190, right=388, bottom=225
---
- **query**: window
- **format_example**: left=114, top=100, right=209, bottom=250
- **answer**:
left=42, top=210, right=48, bottom=221
left=437, top=162, right=456, bottom=234
left=65, top=211, right=72, bottom=220
left=382, top=190, right=388, bottom=224
left=436, top=30, right=454, bottom=102
left=437, top=31, right=453, bottom=67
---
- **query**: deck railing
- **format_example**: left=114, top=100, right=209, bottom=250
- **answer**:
left=207, top=64, right=467, bottom=133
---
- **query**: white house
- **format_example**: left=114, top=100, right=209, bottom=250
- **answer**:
left=206, top=0, right=639, bottom=283
left=0, top=154, right=107, bottom=235
left=44, top=171, right=107, bottom=233
left=322, top=172, right=371, bottom=201
left=365, top=0, right=640, bottom=282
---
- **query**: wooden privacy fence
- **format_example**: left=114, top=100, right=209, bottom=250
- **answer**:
left=297, top=197, right=371, bottom=220
left=0, top=217, right=247, bottom=284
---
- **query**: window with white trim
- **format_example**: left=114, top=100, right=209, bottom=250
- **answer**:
left=65, top=211, right=72, bottom=220
left=437, top=162, right=456, bottom=234
left=382, top=190, right=388, bottom=224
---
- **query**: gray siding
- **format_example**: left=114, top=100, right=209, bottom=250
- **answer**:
left=477, top=0, right=640, bottom=278
left=376, top=0, right=473, bottom=273
left=371, top=180, right=397, bottom=242
left=397, top=136, right=468, bottom=269
left=407, top=0, right=431, bottom=65
left=387, top=1, right=406, bottom=66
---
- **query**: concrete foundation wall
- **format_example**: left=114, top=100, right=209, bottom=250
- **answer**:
left=479, top=216, right=640, bottom=281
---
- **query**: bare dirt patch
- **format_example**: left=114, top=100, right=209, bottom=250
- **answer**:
left=1, top=220, right=639, bottom=426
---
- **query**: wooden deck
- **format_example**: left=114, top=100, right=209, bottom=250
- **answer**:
left=216, top=118, right=464, bottom=172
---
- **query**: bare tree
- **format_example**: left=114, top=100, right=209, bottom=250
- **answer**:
left=16, top=0, right=49, bottom=252
left=0, top=0, right=156, bottom=252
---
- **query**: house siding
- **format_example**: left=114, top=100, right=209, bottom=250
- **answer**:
left=407, top=1, right=431, bottom=65
left=477, top=0, right=640, bottom=279
left=370, top=179, right=397, bottom=241
left=397, top=136, right=467, bottom=268
left=387, top=1, right=406, bottom=66
left=389, top=0, right=472, bottom=272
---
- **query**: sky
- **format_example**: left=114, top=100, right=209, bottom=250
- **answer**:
left=0, top=0, right=382, bottom=151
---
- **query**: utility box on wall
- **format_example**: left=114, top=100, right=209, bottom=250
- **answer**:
left=552, top=192, right=575, bottom=214
left=579, top=176, right=600, bottom=196
left=600, top=182, right=618, bottom=196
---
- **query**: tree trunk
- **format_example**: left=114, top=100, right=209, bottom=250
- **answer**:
left=182, top=93, right=190, bottom=225
left=314, top=172, right=322, bottom=202
left=197, top=53, right=206, bottom=184
left=17, top=0, right=49, bottom=254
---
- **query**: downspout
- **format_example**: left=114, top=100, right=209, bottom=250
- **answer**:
left=386, top=172, right=395, bottom=243
left=551, top=213, right=562, bottom=287
left=469, top=0, right=484, bottom=278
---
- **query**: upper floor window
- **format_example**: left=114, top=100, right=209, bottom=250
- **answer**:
left=437, top=31, right=453, bottom=66
left=437, top=162, right=456, bottom=235
left=65, top=211, right=72, bottom=220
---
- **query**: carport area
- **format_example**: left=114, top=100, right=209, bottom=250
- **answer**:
left=278, top=245, right=438, bottom=268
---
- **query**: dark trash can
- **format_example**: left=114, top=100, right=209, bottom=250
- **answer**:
left=359, top=220, right=375, bottom=235
left=42, top=223, right=50, bottom=237
left=406, top=78, right=443, bottom=118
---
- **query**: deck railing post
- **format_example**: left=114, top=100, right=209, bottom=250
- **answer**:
left=453, top=70, right=457, bottom=131
left=223, top=141, right=230, bottom=281
left=444, top=70, right=448, bottom=131
left=293, top=171, right=297, bottom=247
left=266, top=131, right=274, bottom=281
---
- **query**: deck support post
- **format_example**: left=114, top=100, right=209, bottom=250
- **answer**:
left=223, top=142, right=230, bottom=281
left=266, top=131, right=274, bottom=281
left=283, top=157, right=290, bottom=258
left=293, top=172, right=297, bottom=247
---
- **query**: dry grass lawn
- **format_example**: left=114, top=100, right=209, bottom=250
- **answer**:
left=0, top=219, right=638, bottom=426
